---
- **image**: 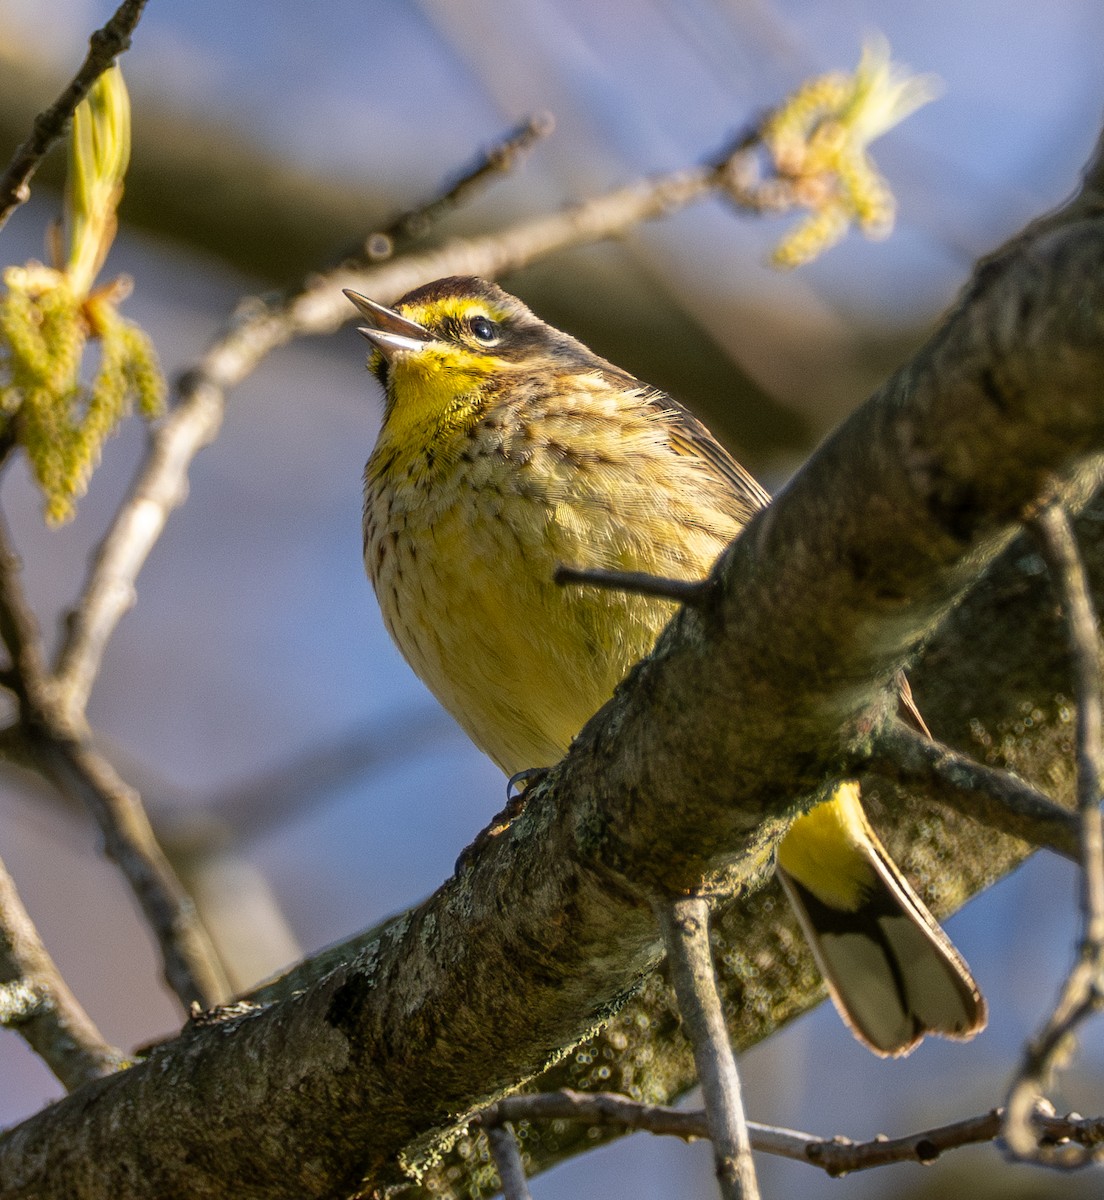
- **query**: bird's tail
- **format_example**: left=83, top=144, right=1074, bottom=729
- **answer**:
left=775, top=780, right=987, bottom=1057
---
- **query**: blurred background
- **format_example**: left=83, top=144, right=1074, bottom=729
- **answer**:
left=1, top=2, right=1104, bottom=1197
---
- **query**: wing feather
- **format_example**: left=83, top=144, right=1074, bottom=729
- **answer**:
left=645, top=390, right=771, bottom=522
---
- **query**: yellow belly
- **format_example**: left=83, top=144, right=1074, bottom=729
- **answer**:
left=363, top=391, right=744, bottom=773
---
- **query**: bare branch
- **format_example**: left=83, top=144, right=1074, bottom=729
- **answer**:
left=804, top=1108, right=1002, bottom=1175
left=31, top=735, right=231, bottom=1011
left=658, top=897, right=760, bottom=1200
left=801, top=1106, right=1104, bottom=1175
left=1005, top=503, right=1104, bottom=1163
left=479, top=1092, right=813, bottom=1164
left=1038, top=504, right=1104, bottom=919
left=0, top=849, right=123, bottom=1090
left=807, top=1107, right=1103, bottom=1176
left=0, top=519, right=228, bottom=1012
left=52, top=370, right=225, bottom=719
left=478, top=1089, right=715, bottom=1144
left=481, top=1090, right=1104, bottom=1178
left=485, top=1125, right=534, bottom=1200
left=866, top=720, right=1080, bottom=860
left=0, top=0, right=150, bottom=231
left=0, top=517, right=51, bottom=710
left=481, top=1092, right=1104, bottom=1177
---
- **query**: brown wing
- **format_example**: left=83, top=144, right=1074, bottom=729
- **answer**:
left=646, top=390, right=772, bottom=522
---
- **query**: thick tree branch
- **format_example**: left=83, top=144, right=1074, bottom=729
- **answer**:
left=0, top=0, right=149, bottom=231
left=3, top=172, right=1104, bottom=1199
left=469, top=512, right=1098, bottom=1197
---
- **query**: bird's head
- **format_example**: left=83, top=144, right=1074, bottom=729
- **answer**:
left=345, top=276, right=601, bottom=436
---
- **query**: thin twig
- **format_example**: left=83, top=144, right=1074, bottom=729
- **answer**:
left=485, top=1124, right=534, bottom=1200
left=0, top=518, right=52, bottom=708
left=840, top=1107, right=1104, bottom=1173
left=805, top=1106, right=1104, bottom=1176
left=658, top=896, right=760, bottom=1200
left=0, top=850, right=123, bottom=1090
left=1005, top=503, right=1104, bottom=1164
left=0, top=533, right=125, bottom=1086
left=51, top=133, right=767, bottom=716
left=478, top=1091, right=1104, bottom=1177
left=554, top=564, right=715, bottom=607
left=0, top=0, right=150, bottom=231
left=478, top=1089, right=711, bottom=1143
left=360, top=112, right=555, bottom=261
left=28, top=733, right=230, bottom=1012
left=0, top=518, right=228, bottom=1012
left=867, top=720, right=1080, bottom=860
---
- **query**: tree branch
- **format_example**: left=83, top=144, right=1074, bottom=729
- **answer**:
left=1004, top=503, right=1104, bottom=1163
left=0, top=514, right=52, bottom=709
left=485, top=1125, right=534, bottom=1200
left=658, top=897, right=760, bottom=1199
left=24, top=732, right=231, bottom=1011
left=478, top=1091, right=1104, bottom=1177
left=448, top=511, right=1102, bottom=1196
left=0, top=518, right=228, bottom=1012
left=0, top=0, right=150, bottom=231
left=52, top=367, right=225, bottom=720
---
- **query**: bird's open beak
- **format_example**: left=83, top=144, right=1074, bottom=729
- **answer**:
left=344, top=289, right=434, bottom=359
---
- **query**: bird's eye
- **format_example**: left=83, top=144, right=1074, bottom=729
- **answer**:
left=469, top=315, right=500, bottom=344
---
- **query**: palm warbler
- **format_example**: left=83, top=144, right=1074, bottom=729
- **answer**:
left=348, top=276, right=985, bottom=1057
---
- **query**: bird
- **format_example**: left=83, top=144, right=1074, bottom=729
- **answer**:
left=346, top=274, right=986, bottom=1057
